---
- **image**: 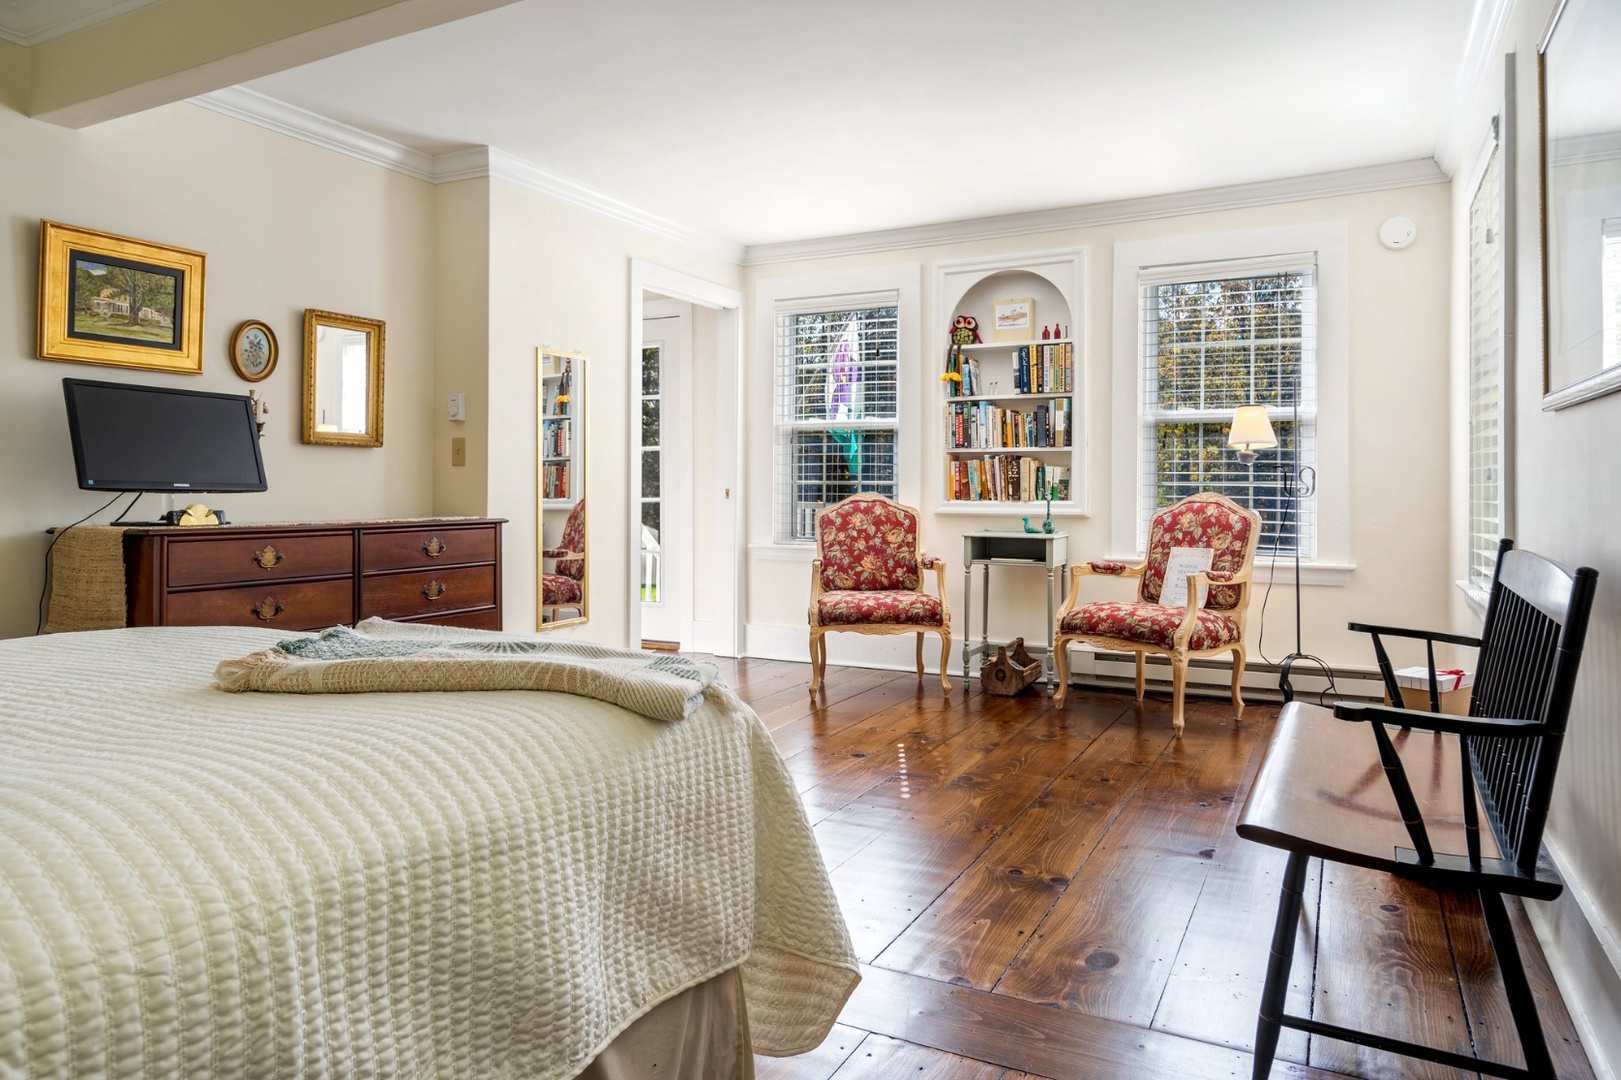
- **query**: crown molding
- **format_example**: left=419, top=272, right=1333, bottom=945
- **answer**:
left=188, top=88, right=744, bottom=261
left=191, top=86, right=439, bottom=180
left=0, top=0, right=159, bottom=45
left=475, top=147, right=745, bottom=262
left=1433, top=0, right=1517, bottom=176
left=742, top=158, right=1447, bottom=265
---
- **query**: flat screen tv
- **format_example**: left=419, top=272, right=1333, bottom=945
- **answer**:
left=63, top=377, right=268, bottom=493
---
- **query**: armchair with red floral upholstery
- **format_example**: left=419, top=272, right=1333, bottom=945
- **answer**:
left=808, top=492, right=951, bottom=693
left=540, top=498, right=586, bottom=622
left=1053, top=491, right=1261, bottom=734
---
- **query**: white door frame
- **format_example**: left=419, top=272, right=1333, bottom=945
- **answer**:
left=628, top=260, right=744, bottom=655
left=639, top=299, right=692, bottom=646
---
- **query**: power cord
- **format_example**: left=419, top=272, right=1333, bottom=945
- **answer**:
left=37, top=491, right=140, bottom=635
left=1253, top=511, right=1341, bottom=706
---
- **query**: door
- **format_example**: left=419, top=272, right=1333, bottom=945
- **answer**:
left=639, top=301, right=692, bottom=647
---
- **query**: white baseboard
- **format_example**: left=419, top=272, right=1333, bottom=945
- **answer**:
left=744, top=622, right=954, bottom=675
left=1523, top=837, right=1621, bottom=1079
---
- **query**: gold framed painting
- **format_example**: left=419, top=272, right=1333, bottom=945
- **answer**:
left=37, top=220, right=206, bottom=374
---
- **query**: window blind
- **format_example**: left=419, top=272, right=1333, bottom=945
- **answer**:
left=1468, top=140, right=1505, bottom=591
left=1139, top=260, right=1317, bottom=556
left=774, top=299, right=899, bottom=542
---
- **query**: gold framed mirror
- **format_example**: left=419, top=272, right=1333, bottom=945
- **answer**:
left=302, top=309, right=385, bottom=446
left=538, top=348, right=587, bottom=629
left=1539, top=0, right=1621, bottom=408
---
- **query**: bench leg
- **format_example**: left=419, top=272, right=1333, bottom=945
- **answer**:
left=1253, top=851, right=1309, bottom=1079
left=1480, top=890, right=1555, bottom=1079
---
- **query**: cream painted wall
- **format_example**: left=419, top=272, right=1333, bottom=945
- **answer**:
left=0, top=39, right=26, bottom=114
left=1448, top=4, right=1621, bottom=1072
left=744, top=184, right=1455, bottom=677
left=483, top=179, right=741, bottom=642
left=432, top=178, right=490, bottom=517
left=0, top=98, right=437, bottom=639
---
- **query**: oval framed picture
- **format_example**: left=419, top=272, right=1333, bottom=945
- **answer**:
left=229, top=319, right=278, bottom=382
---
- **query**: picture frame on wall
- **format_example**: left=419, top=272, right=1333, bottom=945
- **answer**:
left=229, top=320, right=278, bottom=382
left=992, top=297, right=1035, bottom=342
left=37, top=220, right=206, bottom=375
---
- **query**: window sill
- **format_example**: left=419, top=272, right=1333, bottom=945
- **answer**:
left=1455, top=580, right=1490, bottom=621
left=1103, top=556, right=1356, bottom=587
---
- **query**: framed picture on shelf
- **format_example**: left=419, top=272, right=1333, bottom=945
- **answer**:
left=37, top=220, right=206, bottom=374
left=992, top=297, right=1034, bottom=342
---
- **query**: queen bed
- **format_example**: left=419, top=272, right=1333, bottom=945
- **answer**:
left=0, top=623, right=857, bottom=1079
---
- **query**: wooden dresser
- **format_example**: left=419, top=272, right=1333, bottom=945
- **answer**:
left=121, top=518, right=505, bottom=632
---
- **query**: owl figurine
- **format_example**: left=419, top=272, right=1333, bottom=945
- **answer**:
left=951, top=315, right=982, bottom=345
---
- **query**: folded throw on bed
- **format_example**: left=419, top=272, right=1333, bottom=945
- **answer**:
left=215, top=617, right=719, bottom=722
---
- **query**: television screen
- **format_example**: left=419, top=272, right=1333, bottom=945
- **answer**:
left=63, top=377, right=268, bottom=493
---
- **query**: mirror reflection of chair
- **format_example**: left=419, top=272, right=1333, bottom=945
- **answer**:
left=541, top=498, right=586, bottom=622
left=808, top=492, right=951, bottom=694
left=1053, top=491, right=1261, bottom=734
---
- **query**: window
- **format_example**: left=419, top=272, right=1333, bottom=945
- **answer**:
left=1468, top=138, right=1506, bottom=592
left=774, top=297, right=899, bottom=542
left=1138, top=259, right=1317, bottom=557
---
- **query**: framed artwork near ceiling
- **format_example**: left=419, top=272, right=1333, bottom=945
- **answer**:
left=37, top=220, right=206, bottom=375
left=1538, top=0, right=1621, bottom=409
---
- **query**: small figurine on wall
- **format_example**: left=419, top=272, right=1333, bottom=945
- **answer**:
left=951, top=315, right=982, bottom=345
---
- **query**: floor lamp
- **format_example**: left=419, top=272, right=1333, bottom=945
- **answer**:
left=1227, top=393, right=1320, bottom=703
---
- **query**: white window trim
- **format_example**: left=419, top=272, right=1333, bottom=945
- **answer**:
left=1110, top=224, right=1353, bottom=585
left=750, top=264, right=923, bottom=549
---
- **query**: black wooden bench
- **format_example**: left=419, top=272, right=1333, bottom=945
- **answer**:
left=1237, top=539, right=1598, bottom=1079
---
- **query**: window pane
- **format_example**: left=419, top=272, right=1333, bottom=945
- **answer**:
left=785, top=429, right=897, bottom=541
left=641, top=501, right=660, bottom=536
left=642, top=346, right=660, bottom=395
left=641, top=399, right=660, bottom=449
left=641, top=449, right=660, bottom=499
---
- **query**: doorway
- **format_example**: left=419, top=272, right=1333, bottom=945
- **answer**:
left=627, top=261, right=743, bottom=657
left=639, top=299, right=691, bottom=648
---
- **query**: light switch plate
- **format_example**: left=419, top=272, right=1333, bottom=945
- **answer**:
left=448, top=393, right=467, bottom=422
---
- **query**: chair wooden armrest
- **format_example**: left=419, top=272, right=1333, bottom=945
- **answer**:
left=1333, top=702, right=1545, bottom=739
left=542, top=547, right=583, bottom=561
left=1347, top=622, right=1483, bottom=649
left=1061, top=559, right=1147, bottom=613
left=1347, top=621, right=1483, bottom=711
left=920, top=554, right=950, bottom=602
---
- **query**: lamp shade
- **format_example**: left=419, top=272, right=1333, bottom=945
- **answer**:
left=1228, top=405, right=1278, bottom=453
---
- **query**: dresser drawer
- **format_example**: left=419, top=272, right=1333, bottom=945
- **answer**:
left=397, top=607, right=503, bottom=631
left=163, top=578, right=354, bottom=631
left=361, top=525, right=497, bottom=572
left=360, top=564, right=496, bottom=620
left=166, top=532, right=353, bottom=587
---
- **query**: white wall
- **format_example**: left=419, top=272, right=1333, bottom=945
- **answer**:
left=742, top=183, right=1455, bottom=678
left=1448, top=5, right=1621, bottom=1073
left=0, top=98, right=437, bottom=639
left=483, top=178, right=741, bottom=641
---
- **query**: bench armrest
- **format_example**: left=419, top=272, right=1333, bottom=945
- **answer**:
left=1333, top=702, right=1545, bottom=740
left=1346, top=622, right=1483, bottom=649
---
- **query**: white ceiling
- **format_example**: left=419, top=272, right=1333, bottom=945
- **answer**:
left=33, top=1, right=1488, bottom=248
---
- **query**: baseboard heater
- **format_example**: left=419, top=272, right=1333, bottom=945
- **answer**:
left=1064, top=648, right=1384, bottom=705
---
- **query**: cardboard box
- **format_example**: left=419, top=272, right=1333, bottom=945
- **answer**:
left=1388, top=666, right=1474, bottom=715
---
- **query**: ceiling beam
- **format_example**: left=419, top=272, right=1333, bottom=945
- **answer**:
left=0, top=37, right=27, bottom=113
left=26, top=0, right=523, bottom=128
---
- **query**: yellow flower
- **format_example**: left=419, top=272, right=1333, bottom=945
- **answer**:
left=556, top=394, right=570, bottom=404
left=885, top=528, right=904, bottom=545
left=861, top=554, right=881, bottom=571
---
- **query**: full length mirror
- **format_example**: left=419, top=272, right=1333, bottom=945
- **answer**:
left=303, top=309, right=385, bottom=445
left=1540, top=0, right=1621, bottom=408
left=538, top=348, right=587, bottom=628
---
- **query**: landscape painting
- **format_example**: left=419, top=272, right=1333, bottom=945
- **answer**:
left=37, top=220, right=206, bottom=374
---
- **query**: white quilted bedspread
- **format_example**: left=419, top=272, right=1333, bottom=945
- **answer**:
left=0, top=626, right=857, bottom=1079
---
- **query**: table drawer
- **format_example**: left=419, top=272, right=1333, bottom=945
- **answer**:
left=164, top=578, right=354, bottom=631
left=167, top=532, right=353, bottom=587
left=361, top=525, right=496, bottom=572
left=360, top=565, right=496, bottom=620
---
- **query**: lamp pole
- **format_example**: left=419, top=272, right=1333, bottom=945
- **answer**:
left=1272, top=376, right=1316, bottom=703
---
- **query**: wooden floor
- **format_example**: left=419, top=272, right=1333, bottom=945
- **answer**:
left=708, top=656, right=1597, bottom=1080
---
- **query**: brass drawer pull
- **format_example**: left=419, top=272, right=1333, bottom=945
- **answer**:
left=422, top=580, right=446, bottom=601
left=252, top=597, right=284, bottom=621
left=253, top=546, right=285, bottom=569
left=423, top=537, right=447, bottom=558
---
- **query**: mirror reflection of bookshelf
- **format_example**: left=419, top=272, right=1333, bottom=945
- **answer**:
left=938, top=256, right=1084, bottom=512
left=541, top=365, right=574, bottom=509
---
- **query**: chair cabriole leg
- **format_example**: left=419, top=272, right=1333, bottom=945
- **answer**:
left=1253, top=851, right=1309, bottom=1079
left=1231, top=646, right=1246, bottom=722
left=915, top=632, right=924, bottom=678
left=937, top=630, right=951, bottom=693
left=1135, top=652, right=1146, bottom=700
left=1171, top=656, right=1188, bottom=735
left=1053, top=638, right=1069, bottom=705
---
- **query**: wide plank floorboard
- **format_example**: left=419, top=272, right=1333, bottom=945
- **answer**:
left=725, top=660, right=1596, bottom=1080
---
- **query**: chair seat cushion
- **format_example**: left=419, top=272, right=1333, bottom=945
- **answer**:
left=1059, top=600, right=1239, bottom=651
left=542, top=572, right=583, bottom=605
left=816, top=590, right=944, bottom=627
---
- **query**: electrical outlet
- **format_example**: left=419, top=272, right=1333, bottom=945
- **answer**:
left=451, top=437, right=466, bottom=466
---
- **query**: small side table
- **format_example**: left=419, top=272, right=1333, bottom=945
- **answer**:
left=962, top=531, right=1068, bottom=689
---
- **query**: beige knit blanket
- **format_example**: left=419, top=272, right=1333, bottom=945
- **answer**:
left=216, top=617, right=718, bottom=722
